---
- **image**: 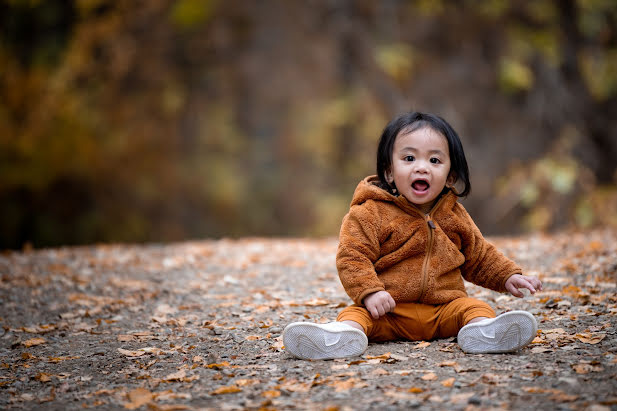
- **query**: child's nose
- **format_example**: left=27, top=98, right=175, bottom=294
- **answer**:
left=413, top=160, right=429, bottom=173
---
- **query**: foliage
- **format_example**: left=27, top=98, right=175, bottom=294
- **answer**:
left=0, top=0, right=616, bottom=248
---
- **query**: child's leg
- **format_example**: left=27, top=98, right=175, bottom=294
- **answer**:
left=337, top=304, right=426, bottom=342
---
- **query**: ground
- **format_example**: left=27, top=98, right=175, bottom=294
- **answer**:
left=1, top=229, right=616, bottom=410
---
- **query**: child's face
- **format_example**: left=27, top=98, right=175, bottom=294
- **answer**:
left=386, top=126, right=454, bottom=214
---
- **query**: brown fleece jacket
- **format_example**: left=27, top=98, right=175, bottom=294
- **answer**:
left=336, top=176, right=522, bottom=306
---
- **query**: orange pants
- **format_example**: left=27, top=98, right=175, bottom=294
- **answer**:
left=336, top=297, right=495, bottom=342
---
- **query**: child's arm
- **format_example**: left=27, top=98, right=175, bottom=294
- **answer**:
left=504, top=274, right=543, bottom=297
left=336, top=202, right=387, bottom=305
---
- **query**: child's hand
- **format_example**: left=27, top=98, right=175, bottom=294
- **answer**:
left=505, top=274, right=543, bottom=298
left=363, top=291, right=396, bottom=319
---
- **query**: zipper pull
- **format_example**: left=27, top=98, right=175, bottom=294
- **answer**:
left=426, top=216, right=436, bottom=229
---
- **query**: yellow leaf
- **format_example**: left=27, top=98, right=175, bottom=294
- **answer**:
left=124, top=388, right=153, bottom=410
left=22, top=338, right=46, bottom=347
left=210, top=385, right=242, bottom=395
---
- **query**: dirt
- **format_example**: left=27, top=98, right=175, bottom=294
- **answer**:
left=1, top=229, right=616, bottom=410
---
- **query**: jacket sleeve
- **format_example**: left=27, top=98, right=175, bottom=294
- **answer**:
left=457, top=206, right=521, bottom=292
left=336, top=201, right=386, bottom=305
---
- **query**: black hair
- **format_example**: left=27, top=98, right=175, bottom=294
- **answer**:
left=376, top=111, right=471, bottom=197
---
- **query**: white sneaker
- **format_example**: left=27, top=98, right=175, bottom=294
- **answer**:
left=457, top=311, right=537, bottom=354
left=282, top=322, right=368, bottom=360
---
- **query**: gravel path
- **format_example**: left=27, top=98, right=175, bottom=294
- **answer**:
left=1, top=229, right=616, bottom=410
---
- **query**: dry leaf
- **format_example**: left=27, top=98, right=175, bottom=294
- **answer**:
left=572, top=361, right=604, bottom=374
left=124, top=387, right=153, bottom=410
left=414, top=341, right=431, bottom=349
left=575, top=332, right=606, bottom=344
left=408, top=387, right=424, bottom=393
left=261, top=390, right=281, bottom=398
left=35, top=372, right=53, bottom=382
left=365, top=352, right=391, bottom=360
left=440, top=377, right=455, bottom=387
left=438, top=360, right=462, bottom=372
left=235, top=378, right=260, bottom=386
left=117, top=348, right=146, bottom=357
left=421, top=372, right=437, bottom=381
left=22, top=338, right=46, bottom=347
left=206, top=361, right=230, bottom=369
left=210, top=385, right=242, bottom=395
left=330, top=377, right=368, bottom=392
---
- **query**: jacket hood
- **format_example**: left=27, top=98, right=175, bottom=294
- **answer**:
left=350, top=175, right=396, bottom=207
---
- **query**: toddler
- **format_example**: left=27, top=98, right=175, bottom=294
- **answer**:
left=283, top=111, right=542, bottom=359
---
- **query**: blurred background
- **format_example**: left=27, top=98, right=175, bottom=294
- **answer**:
left=1, top=0, right=616, bottom=250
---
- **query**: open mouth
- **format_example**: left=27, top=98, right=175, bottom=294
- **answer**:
left=412, top=179, right=430, bottom=193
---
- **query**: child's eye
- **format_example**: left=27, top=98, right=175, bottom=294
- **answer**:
left=404, top=155, right=415, bottom=162
left=430, top=157, right=441, bottom=164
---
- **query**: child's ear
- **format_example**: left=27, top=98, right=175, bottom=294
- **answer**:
left=385, top=169, right=394, bottom=184
left=446, top=173, right=457, bottom=188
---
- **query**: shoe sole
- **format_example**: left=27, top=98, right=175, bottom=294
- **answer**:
left=282, top=322, right=368, bottom=360
left=458, top=311, right=537, bottom=354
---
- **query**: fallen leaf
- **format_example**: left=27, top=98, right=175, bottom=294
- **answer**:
left=438, top=360, right=462, bottom=372
left=124, top=387, right=153, bottom=409
left=22, top=338, right=46, bottom=347
left=117, top=348, right=146, bottom=357
left=421, top=372, right=437, bottom=381
left=206, top=361, right=230, bottom=369
left=35, top=372, right=53, bottom=382
left=575, top=333, right=606, bottom=344
left=330, top=377, right=368, bottom=391
left=210, top=385, right=242, bottom=395
left=440, top=377, right=455, bottom=387
left=365, top=352, right=391, bottom=360
left=235, top=378, right=260, bottom=386
left=261, top=390, right=281, bottom=398
left=414, top=341, right=431, bottom=349
left=572, top=361, right=604, bottom=374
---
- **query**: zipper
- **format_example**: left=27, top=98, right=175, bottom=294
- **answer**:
left=418, top=213, right=436, bottom=302
left=393, top=193, right=448, bottom=302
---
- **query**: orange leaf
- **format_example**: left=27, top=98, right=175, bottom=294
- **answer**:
left=261, top=390, right=281, bottom=398
left=206, top=361, right=230, bottom=369
left=35, top=372, right=53, bottom=382
left=575, top=332, right=606, bottom=344
left=408, top=387, right=424, bottom=393
left=421, top=372, right=437, bottom=381
left=440, top=377, right=455, bottom=387
left=210, top=385, right=242, bottom=395
left=365, top=352, right=391, bottom=360
left=22, top=338, right=46, bottom=347
left=414, top=341, right=431, bottom=349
